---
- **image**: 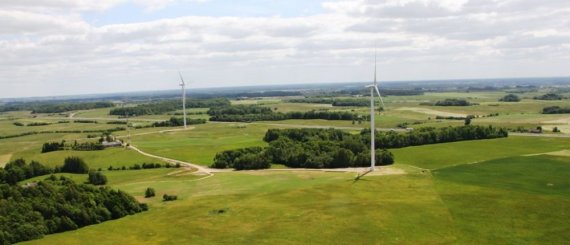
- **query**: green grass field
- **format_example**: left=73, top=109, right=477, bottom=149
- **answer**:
left=392, top=136, right=570, bottom=169
left=131, top=123, right=272, bottom=165
left=3, top=90, right=570, bottom=244
left=23, top=153, right=570, bottom=244
left=433, top=155, right=570, bottom=244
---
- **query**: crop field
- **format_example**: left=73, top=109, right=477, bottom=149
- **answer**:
left=2, top=87, right=570, bottom=244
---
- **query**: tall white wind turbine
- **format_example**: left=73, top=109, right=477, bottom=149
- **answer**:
left=365, top=52, right=386, bottom=171
left=179, top=71, right=188, bottom=129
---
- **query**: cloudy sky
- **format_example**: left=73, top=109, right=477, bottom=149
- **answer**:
left=1, top=0, right=569, bottom=98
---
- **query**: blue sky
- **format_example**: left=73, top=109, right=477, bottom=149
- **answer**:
left=84, top=0, right=325, bottom=26
left=0, top=0, right=569, bottom=98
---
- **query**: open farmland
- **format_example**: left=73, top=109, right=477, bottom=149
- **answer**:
left=2, top=82, right=570, bottom=244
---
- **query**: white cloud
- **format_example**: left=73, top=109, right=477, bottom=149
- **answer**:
left=0, top=0, right=569, bottom=98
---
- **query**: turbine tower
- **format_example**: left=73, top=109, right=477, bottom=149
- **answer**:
left=179, top=71, right=188, bottom=129
left=365, top=52, right=385, bottom=171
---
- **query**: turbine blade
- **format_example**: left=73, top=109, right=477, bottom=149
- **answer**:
left=374, top=85, right=385, bottom=110
left=178, top=71, right=185, bottom=85
left=374, top=49, right=376, bottom=86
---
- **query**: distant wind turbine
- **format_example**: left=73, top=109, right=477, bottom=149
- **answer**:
left=179, top=71, right=188, bottom=129
left=365, top=52, right=386, bottom=171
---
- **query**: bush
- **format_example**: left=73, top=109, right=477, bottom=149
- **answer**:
left=534, top=93, right=563, bottom=100
left=145, top=187, right=156, bottom=198
left=41, top=141, right=64, bottom=153
left=87, top=171, right=107, bottom=185
left=163, top=194, right=178, bottom=201
left=499, top=94, right=520, bottom=102
left=61, top=157, right=89, bottom=174
left=542, top=106, right=570, bottom=114
left=435, top=99, right=474, bottom=106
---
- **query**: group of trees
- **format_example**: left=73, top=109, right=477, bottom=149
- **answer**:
left=364, top=125, right=508, bottom=149
left=109, top=98, right=230, bottom=116
left=211, top=147, right=271, bottom=170
left=208, top=105, right=360, bottom=122
left=534, top=93, right=563, bottom=100
left=434, top=99, right=475, bottom=106
left=151, top=117, right=206, bottom=127
left=499, top=94, right=521, bottom=102
left=42, top=140, right=105, bottom=153
left=60, top=157, right=90, bottom=173
left=287, top=98, right=379, bottom=107
left=41, top=141, right=65, bottom=153
left=212, top=128, right=396, bottom=170
left=87, top=171, right=108, bottom=185
left=73, top=120, right=98, bottom=124
left=218, top=125, right=506, bottom=169
left=107, top=162, right=180, bottom=171
left=0, top=101, right=114, bottom=114
left=0, top=176, right=146, bottom=244
left=0, top=159, right=52, bottom=185
left=542, top=106, right=570, bottom=114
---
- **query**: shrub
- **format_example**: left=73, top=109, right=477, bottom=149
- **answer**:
left=534, top=93, right=563, bottom=100
left=499, top=94, right=521, bottom=102
left=87, top=171, right=107, bottom=185
left=163, top=194, right=178, bottom=201
left=61, top=157, right=89, bottom=174
left=145, top=187, right=156, bottom=198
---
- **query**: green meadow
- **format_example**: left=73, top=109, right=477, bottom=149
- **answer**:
left=2, top=89, right=569, bottom=244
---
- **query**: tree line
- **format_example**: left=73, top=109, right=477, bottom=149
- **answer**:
left=0, top=127, right=126, bottom=140
left=212, top=128, right=395, bottom=170
left=434, top=99, right=476, bottom=106
left=151, top=117, right=207, bottom=127
left=109, top=98, right=230, bottom=116
left=0, top=101, right=114, bottom=114
left=542, top=106, right=570, bottom=114
left=211, top=125, right=508, bottom=170
left=287, top=98, right=372, bottom=107
left=42, top=140, right=105, bottom=153
left=534, top=93, right=564, bottom=100
left=0, top=176, right=146, bottom=244
left=208, top=105, right=359, bottom=122
left=499, top=94, right=521, bottom=102
left=0, top=157, right=91, bottom=185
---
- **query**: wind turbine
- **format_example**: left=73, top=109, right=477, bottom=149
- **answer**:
left=365, top=52, right=386, bottom=171
left=179, top=71, right=188, bottom=129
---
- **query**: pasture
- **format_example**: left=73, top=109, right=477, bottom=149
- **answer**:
left=2, top=88, right=570, bottom=244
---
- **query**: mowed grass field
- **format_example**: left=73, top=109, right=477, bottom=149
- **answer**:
left=25, top=169, right=461, bottom=245
left=392, top=136, right=570, bottom=169
left=131, top=123, right=273, bottom=165
left=3, top=90, right=570, bottom=244
left=23, top=153, right=570, bottom=244
left=433, top=155, right=570, bottom=244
